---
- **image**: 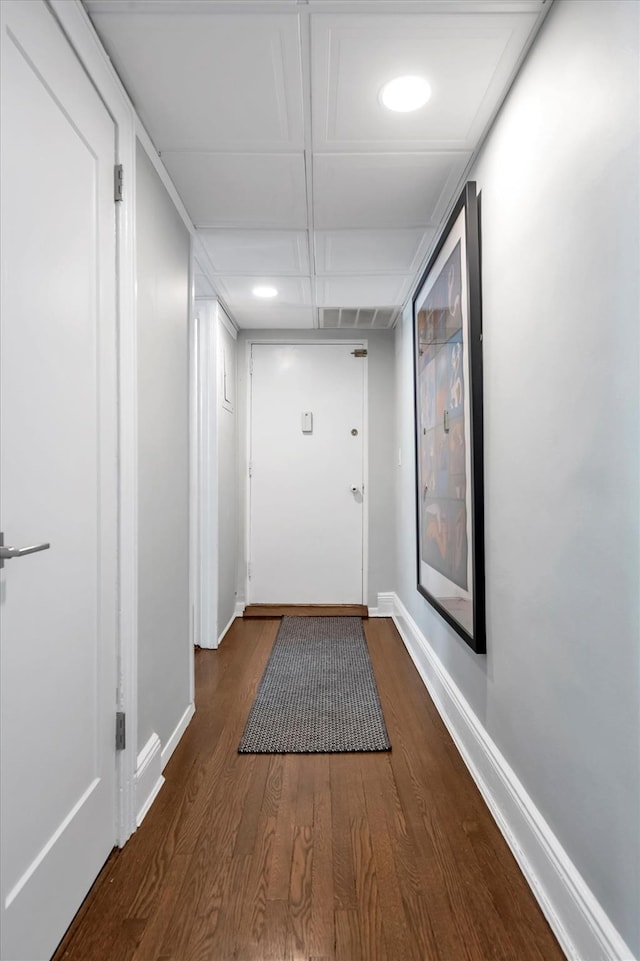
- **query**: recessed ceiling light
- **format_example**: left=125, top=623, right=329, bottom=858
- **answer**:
left=252, top=285, right=278, bottom=299
left=380, top=75, right=432, bottom=112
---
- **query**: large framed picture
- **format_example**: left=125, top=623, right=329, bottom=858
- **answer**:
left=413, top=181, right=485, bottom=653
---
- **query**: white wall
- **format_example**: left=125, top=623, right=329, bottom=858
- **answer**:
left=236, top=328, right=396, bottom=608
left=136, top=141, right=192, bottom=750
left=395, top=1, right=639, bottom=954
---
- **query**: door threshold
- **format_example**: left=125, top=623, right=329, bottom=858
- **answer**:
left=243, top=604, right=369, bottom=619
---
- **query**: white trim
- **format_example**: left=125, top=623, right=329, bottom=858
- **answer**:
left=235, top=601, right=246, bottom=617
left=48, top=0, right=140, bottom=847
left=244, top=339, right=253, bottom=604
left=218, top=613, right=238, bottom=646
left=361, top=342, right=369, bottom=607
left=190, top=296, right=201, bottom=653
left=194, top=299, right=240, bottom=653
left=161, top=703, right=196, bottom=771
left=196, top=301, right=219, bottom=650
left=372, top=592, right=395, bottom=617
left=218, top=303, right=239, bottom=340
left=135, top=734, right=164, bottom=827
left=46, top=0, right=206, bottom=849
left=134, top=120, right=194, bottom=236
left=193, top=305, right=204, bottom=651
left=188, top=254, right=197, bottom=699
left=389, top=592, right=637, bottom=961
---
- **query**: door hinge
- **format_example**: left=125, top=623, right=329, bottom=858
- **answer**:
left=114, top=164, right=124, bottom=203
left=247, top=562, right=252, bottom=580
left=115, top=711, right=126, bottom=750
left=249, top=462, right=253, bottom=477
left=351, top=348, right=367, bottom=358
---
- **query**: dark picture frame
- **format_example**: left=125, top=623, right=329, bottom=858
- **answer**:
left=412, top=181, right=485, bottom=653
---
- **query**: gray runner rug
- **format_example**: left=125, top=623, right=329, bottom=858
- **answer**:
left=238, top=616, right=391, bottom=753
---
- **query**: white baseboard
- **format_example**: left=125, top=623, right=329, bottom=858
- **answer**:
left=136, top=704, right=196, bottom=826
left=234, top=601, right=246, bottom=617
left=218, top=611, right=238, bottom=646
left=135, top=733, right=164, bottom=827
left=161, top=702, right=195, bottom=771
left=390, top=592, right=636, bottom=961
left=371, top=592, right=395, bottom=617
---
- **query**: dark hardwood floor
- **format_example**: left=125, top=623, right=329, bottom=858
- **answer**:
left=53, top=618, right=565, bottom=961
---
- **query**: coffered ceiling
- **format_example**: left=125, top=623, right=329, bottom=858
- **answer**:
left=84, top=0, right=550, bottom=329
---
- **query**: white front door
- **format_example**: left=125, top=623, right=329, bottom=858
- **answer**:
left=0, top=3, right=118, bottom=959
left=249, top=343, right=365, bottom=604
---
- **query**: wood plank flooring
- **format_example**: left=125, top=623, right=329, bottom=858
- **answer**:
left=53, top=618, right=565, bottom=961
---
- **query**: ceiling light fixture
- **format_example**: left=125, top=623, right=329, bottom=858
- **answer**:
left=380, top=75, right=431, bottom=112
left=252, top=285, right=278, bottom=299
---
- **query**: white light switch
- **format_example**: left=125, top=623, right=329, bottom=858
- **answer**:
left=302, top=411, right=313, bottom=433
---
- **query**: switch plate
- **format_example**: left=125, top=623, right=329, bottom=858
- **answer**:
left=302, top=411, right=313, bottom=433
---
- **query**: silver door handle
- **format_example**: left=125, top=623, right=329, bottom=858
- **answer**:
left=0, top=533, right=50, bottom=568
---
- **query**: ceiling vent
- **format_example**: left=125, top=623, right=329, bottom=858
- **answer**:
left=319, top=307, right=400, bottom=329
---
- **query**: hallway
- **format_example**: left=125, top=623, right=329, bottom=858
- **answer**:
left=53, top=618, right=564, bottom=961
left=1, top=2, right=638, bottom=957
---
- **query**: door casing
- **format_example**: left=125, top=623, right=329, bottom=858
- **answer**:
left=48, top=0, right=199, bottom=845
left=49, top=0, right=140, bottom=846
left=244, top=338, right=369, bottom=607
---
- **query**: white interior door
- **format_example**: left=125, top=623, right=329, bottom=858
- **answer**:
left=0, top=3, right=118, bottom=959
left=249, top=343, right=365, bottom=604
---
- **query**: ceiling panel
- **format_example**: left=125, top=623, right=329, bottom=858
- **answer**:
left=160, top=152, right=308, bottom=228
left=87, top=1, right=544, bottom=8
left=87, top=11, right=304, bottom=150
left=313, top=152, right=470, bottom=229
left=85, top=0, right=549, bottom=329
left=231, top=305, right=316, bottom=329
left=214, top=275, right=312, bottom=306
left=199, top=230, right=310, bottom=275
left=311, top=12, right=538, bottom=150
left=315, top=227, right=434, bottom=275
left=316, top=275, right=412, bottom=308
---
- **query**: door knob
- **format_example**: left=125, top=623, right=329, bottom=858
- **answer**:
left=350, top=485, right=359, bottom=493
left=0, top=532, right=50, bottom=569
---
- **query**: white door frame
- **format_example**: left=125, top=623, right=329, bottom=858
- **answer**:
left=49, top=0, right=139, bottom=845
left=190, top=303, right=202, bottom=653
left=194, top=299, right=218, bottom=650
left=245, top=338, right=369, bottom=607
left=48, top=1, right=199, bottom=845
left=193, top=298, right=240, bottom=649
